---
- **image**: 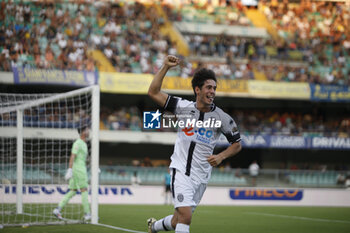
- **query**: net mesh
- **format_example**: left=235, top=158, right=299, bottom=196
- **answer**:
left=0, top=88, right=93, bottom=226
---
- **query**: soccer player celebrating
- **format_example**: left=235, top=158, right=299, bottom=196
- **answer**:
left=53, top=126, right=91, bottom=221
left=147, top=55, right=242, bottom=233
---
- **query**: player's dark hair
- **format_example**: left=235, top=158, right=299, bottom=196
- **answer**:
left=78, top=126, right=88, bottom=135
left=191, top=68, right=217, bottom=97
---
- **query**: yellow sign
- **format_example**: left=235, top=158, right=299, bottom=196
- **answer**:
left=248, top=80, right=310, bottom=99
left=217, top=79, right=248, bottom=93
left=100, top=73, right=249, bottom=95
left=162, top=77, right=192, bottom=91
left=99, top=72, right=153, bottom=94
left=162, top=77, right=248, bottom=94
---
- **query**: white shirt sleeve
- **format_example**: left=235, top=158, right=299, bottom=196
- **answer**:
left=220, top=113, right=241, bottom=144
left=164, top=95, right=193, bottom=115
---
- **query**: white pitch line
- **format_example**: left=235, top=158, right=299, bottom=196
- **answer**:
left=246, top=212, right=350, bottom=224
left=94, top=223, right=147, bottom=233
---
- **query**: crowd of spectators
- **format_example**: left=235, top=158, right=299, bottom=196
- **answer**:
left=181, top=0, right=350, bottom=60
left=261, top=0, right=349, bottom=44
left=0, top=1, right=96, bottom=71
left=99, top=105, right=350, bottom=138
left=1, top=98, right=347, bottom=137
left=259, top=0, right=350, bottom=85
left=193, top=59, right=348, bottom=85
left=162, top=0, right=251, bottom=26
left=0, top=101, right=91, bottom=128
left=0, top=0, right=349, bottom=86
left=231, top=109, right=350, bottom=138
left=177, top=0, right=350, bottom=85
left=92, top=1, right=178, bottom=74
left=2, top=103, right=347, bottom=138
left=160, top=0, right=350, bottom=85
left=100, top=105, right=142, bottom=131
left=0, top=0, right=176, bottom=74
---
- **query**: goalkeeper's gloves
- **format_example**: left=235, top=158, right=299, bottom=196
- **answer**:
left=65, top=168, right=73, bottom=180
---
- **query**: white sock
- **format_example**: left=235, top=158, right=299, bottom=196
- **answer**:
left=175, top=223, right=190, bottom=233
left=154, top=215, right=174, bottom=231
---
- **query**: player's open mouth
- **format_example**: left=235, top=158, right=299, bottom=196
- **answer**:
left=207, top=96, right=214, bottom=102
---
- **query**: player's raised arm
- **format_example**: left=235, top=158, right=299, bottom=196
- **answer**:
left=148, top=55, right=180, bottom=107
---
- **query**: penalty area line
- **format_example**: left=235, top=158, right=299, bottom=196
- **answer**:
left=93, top=223, right=147, bottom=233
left=245, top=212, right=350, bottom=224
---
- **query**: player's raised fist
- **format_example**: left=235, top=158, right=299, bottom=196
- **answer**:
left=164, top=55, right=180, bottom=67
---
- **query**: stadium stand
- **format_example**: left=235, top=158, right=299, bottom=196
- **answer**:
left=2, top=104, right=348, bottom=137
left=98, top=105, right=350, bottom=138
left=1, top=0, right=349, bottom=190
left=1, top=0, right=349, bottom=85
left=2, top=2, right=350, bottom=231
left=259, top=0, right=350, bottom=84
left=0, top=103, right=91, bottom=128
left=162, top=0, right=252, bottom=26
left=0, top=1, right=178, bottom=74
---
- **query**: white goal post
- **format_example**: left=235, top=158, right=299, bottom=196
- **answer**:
left=0, top=85, right=100, bottom=226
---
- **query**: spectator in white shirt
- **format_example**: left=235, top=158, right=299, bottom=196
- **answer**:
left=249, top=160, right=259, bottom=186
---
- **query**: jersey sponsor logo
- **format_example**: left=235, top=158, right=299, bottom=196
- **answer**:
left=229, top=189, right=303, bottom=201
left=195, top=127, right=213, bottom=144
left=143, top=110, right=161, bottom=129
left=182, top=127, right=194, bottom=136
left=181, top=127, right=214, bottom=144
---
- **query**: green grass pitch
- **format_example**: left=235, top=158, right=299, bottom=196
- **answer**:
left=2, top=205, right=350, bottom=233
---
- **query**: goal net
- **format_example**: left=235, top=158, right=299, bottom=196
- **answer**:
left=0, top=86, right=100, bottom=227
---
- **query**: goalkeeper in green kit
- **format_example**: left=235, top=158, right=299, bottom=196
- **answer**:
left=53, top=126, right=91, bottom=221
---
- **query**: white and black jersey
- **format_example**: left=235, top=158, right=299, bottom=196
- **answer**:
left=164, top=95, right=241, bottom=184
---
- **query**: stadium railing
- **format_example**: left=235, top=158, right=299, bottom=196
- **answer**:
left=97, top=166, right=346, bottom=188
left=1, top=164, right=346, bottom=188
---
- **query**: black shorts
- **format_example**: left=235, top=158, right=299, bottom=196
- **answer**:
left=165, top=184, right=171, bottom=192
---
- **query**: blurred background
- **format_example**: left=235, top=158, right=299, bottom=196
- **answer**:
left=0, top=0, right=350, bottom=189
